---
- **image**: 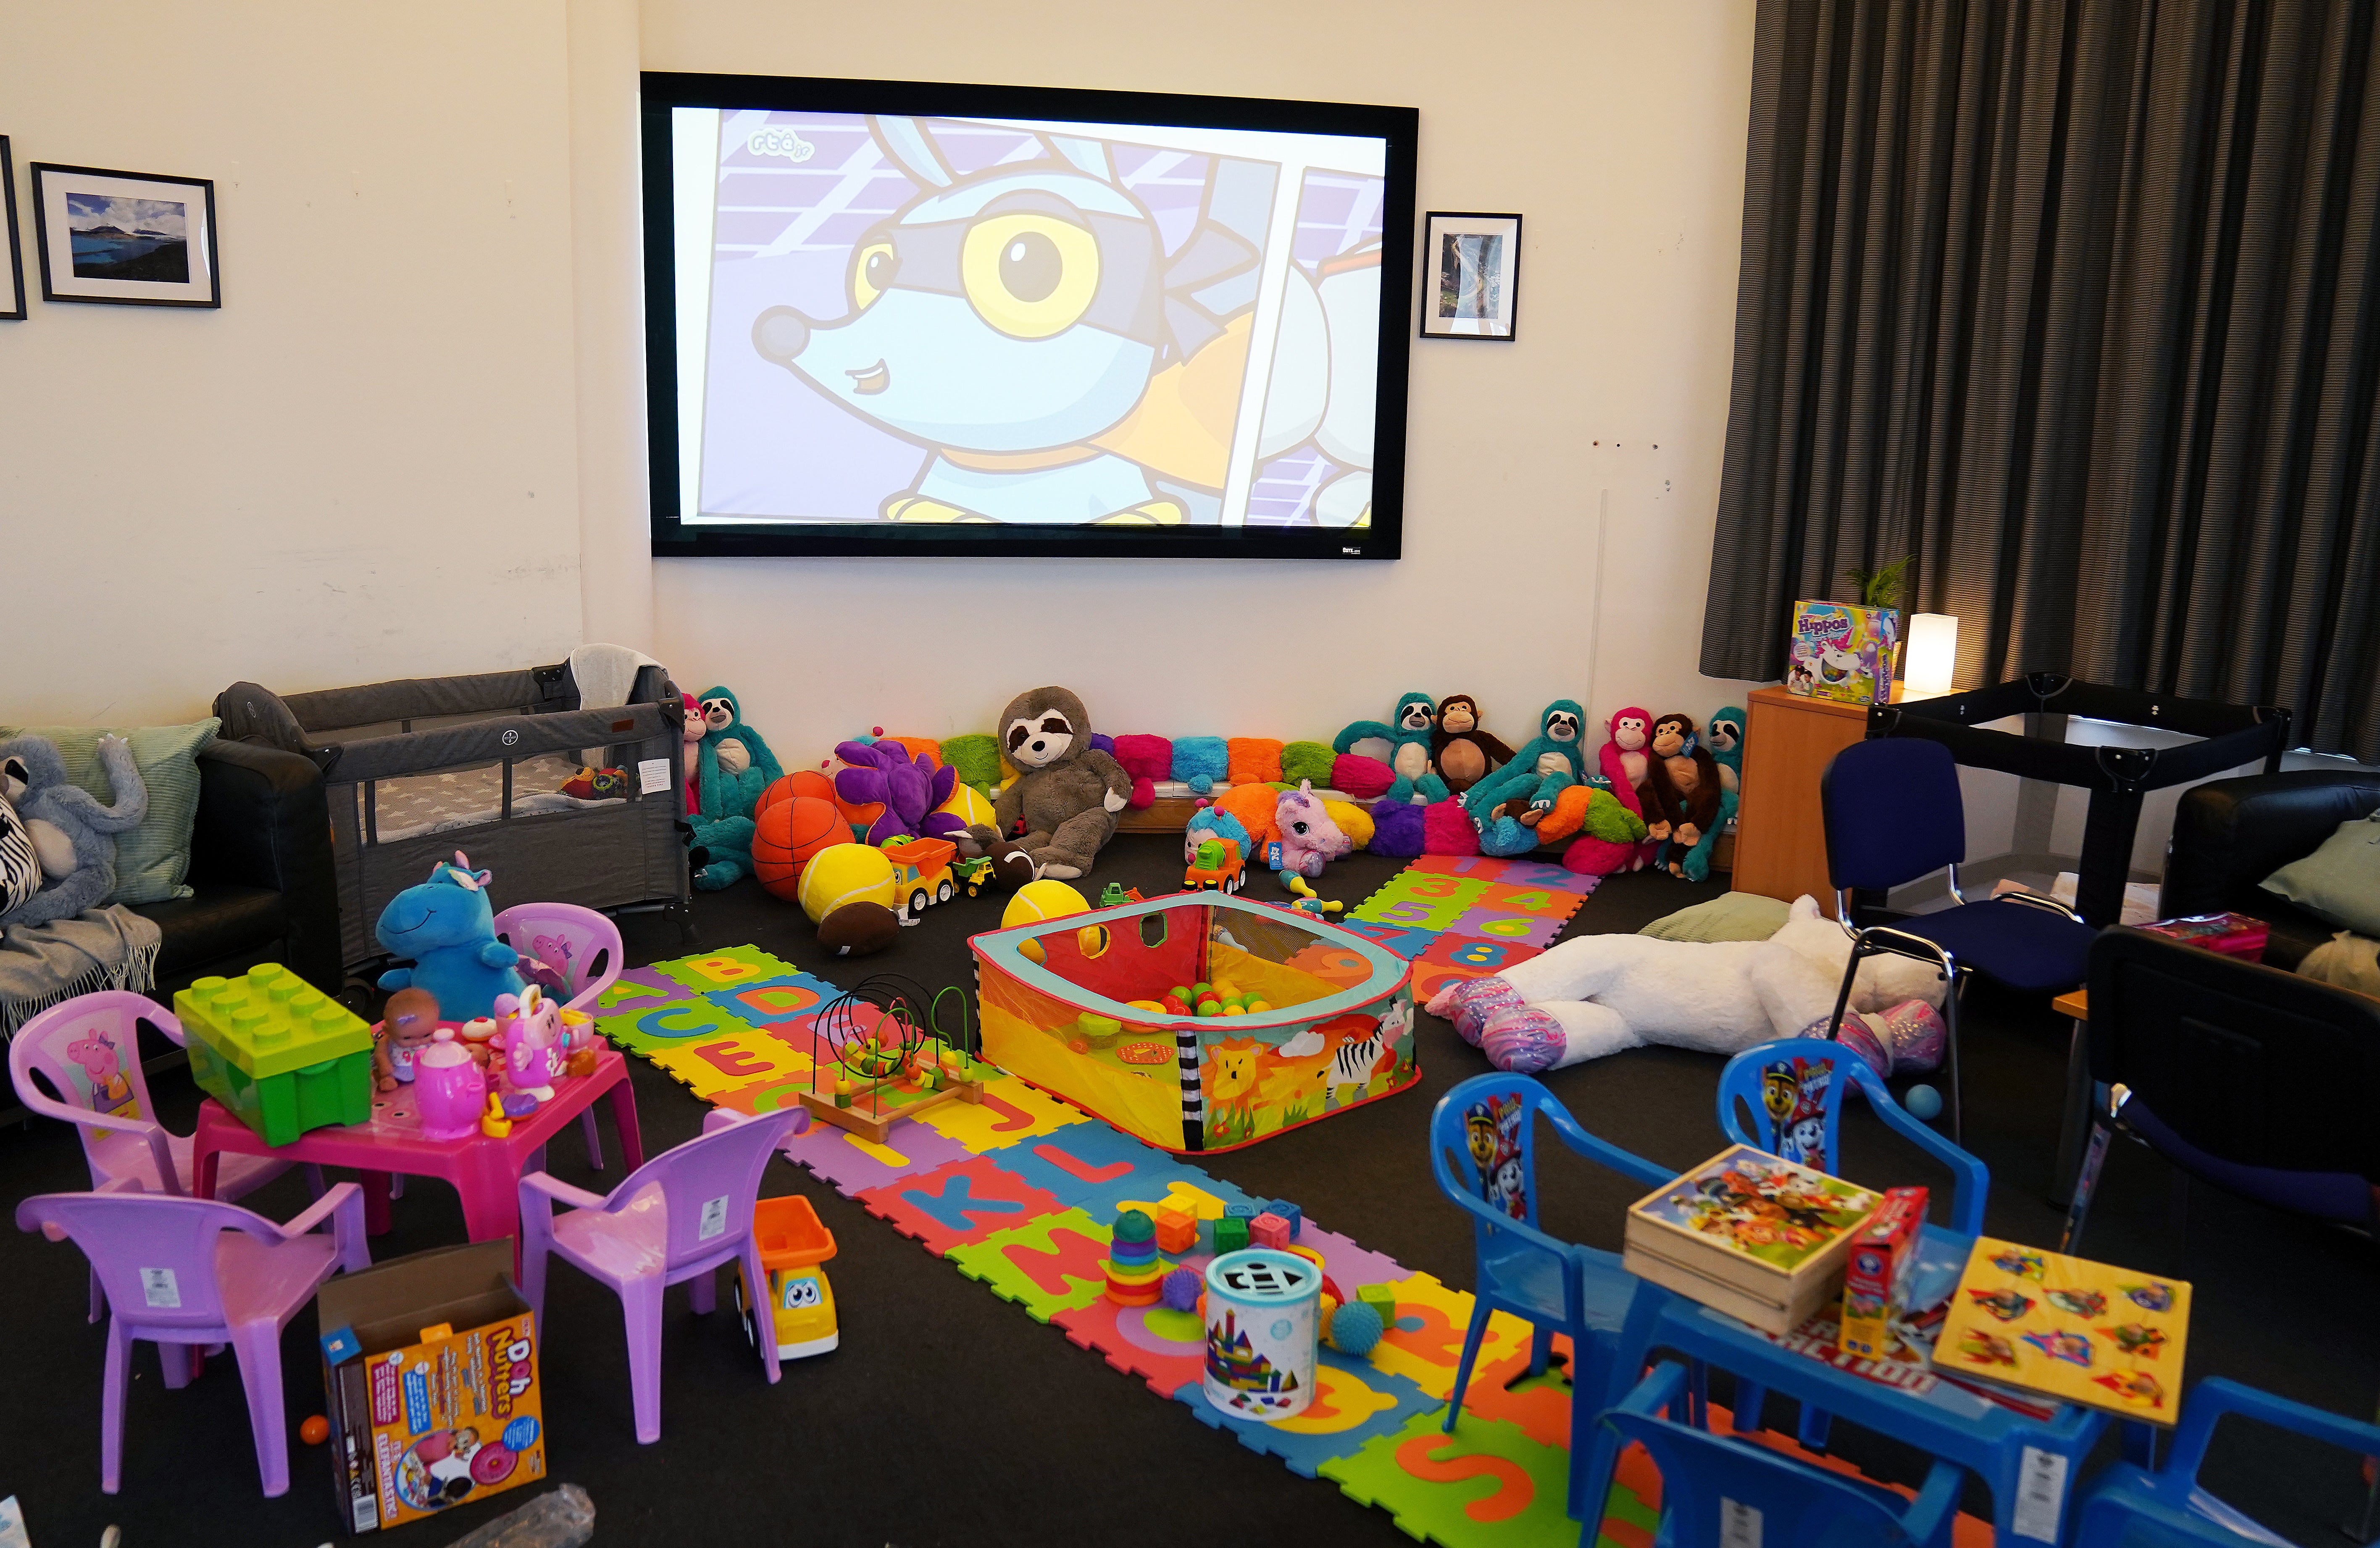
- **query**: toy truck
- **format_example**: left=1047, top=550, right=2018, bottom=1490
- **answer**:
left=1184, top=836, right=1246, bottom=894
left=881, top=836, right=958, bottom=920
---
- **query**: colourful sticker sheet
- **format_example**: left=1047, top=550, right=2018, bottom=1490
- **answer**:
left=1931, top=1237, right=2191, bottom=1424
left=602, top=941, right=1990, bottom=1547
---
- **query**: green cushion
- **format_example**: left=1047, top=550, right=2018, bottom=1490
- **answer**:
left=0, top=718, right=218, bottom=904
left=2262, top=813, right=2380, bottom=937
left=1638, top=891, right=1791, bottom=943
left=1281, top=741, right=1338, bottom=787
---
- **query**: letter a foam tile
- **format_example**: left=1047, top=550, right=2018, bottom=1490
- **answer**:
left=945, top=1207, right=1112, bottom=1323
left=1318, top=1409, right=1614, bottom=1548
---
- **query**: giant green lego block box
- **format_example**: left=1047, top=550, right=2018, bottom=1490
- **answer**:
left=177, top=965, right=374, bottom=1146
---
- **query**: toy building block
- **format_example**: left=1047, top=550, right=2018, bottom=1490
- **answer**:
left=1357, top=1282, right=1398, bottom=1322
left=176, top=965, right=374, bottom=1146
left=1250, top=1211, right=1291, bottom=1249
left=1154, top=1209, right=1198, bottom=1255
left=1267, top=1200, right=1303, bottom=1239
left=1212, top=1215, right=1251, bottom=1255
left=1225, top=1202, right=1260, bottom=1222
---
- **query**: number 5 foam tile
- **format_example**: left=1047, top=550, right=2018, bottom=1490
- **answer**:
left=855, top=1154, right=1071, bottom=1256
left=1176, top=1349, right=1441, bottom=1478
left=1340, top=920, right=1443, bottom=960
left=974, top=1117, right=1210, bottom=1216
left=916, top=1073, right=1087, bottom=1151
left=1052, top=1298, right=1211, bottom=1398
left=782, top=1116, right=974, bottom=1196
left=945, top=1206, right=1113, bottom=1323
left=654, top=944, right=802, bottom=991
left=1370, top=1272, right=1533, bottom=1400
left=1319, top=1409, right=1588, bottom=1548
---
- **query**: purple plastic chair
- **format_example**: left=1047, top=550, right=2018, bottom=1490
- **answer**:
left=518, top=1106, right=804, bottom=1443
left=18, top=1182, right=370, bottom=1496
left=11, top=991, right=322, bottom=1319
left=494, top=901, right=623, bottom=1171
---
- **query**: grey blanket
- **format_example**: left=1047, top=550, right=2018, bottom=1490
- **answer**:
left=0, top=904, right=162, bottom=1039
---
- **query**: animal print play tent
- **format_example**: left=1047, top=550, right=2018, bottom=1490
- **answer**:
left=970, top=895, right=1416, bottom=1154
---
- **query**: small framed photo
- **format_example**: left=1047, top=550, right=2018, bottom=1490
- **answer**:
left=1421, top=211, right=1520, bottom=340
left=31, top=162, right=218, bottom=308
left=1, top=138, right=24, bottom=321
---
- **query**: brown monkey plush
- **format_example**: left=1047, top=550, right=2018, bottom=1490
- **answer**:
left=1430, top=694, right=1515, bottom=794
left=1637, top=712, right=1723, bottom=868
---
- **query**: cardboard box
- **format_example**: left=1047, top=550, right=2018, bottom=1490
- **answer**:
left=1623, top=1145, right=1880, bottom=1335
left=316, top=1240, right=547, bottom=1533
left=1838, top=1185, right=1927, bottom=1358
left=2139, top=912, right=2268, bottom=962
left=1784, top=601, right=1900, bottom=705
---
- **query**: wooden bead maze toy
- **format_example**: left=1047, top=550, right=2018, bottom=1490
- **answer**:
left=798, top=974, right=994, bottom=1144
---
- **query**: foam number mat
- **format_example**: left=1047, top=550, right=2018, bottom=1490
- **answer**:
left=944, top=1207, right=1115, bottom=1322
left=1055, top=1298, right=1213, bottom=1398
left=1340, top=920, right=1444, bottom=959
left=1178, top=1348, right=1441, bottom=1478
left=1368, top=1272, right=1534, bottom=1400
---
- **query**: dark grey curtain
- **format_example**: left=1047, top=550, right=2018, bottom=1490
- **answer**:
left=1702, top=0, right=2380, bottom=762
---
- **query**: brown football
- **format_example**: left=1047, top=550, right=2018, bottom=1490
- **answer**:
left=987, top=842, right=1037, bottom=891
left=817, top=901, right=900, bottom=957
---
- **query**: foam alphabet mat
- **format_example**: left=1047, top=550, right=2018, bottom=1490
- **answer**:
left=600, top=860, right=1990, bottom=1547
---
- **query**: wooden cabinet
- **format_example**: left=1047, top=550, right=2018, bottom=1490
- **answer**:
left=1729, top=685, right=1892, bottom=920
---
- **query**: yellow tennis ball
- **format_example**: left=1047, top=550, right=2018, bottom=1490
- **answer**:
left=795, top=843, right=897, bottom=925
left=936, top=782, right=995, bottom=831
left=1004, top=879, right=1090, bottom=929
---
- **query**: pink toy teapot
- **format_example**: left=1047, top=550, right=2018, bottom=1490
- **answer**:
left=413, top=1028, right=487, bottom=1141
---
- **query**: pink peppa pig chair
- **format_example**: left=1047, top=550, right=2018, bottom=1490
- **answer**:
left=517, top=1106, right=804, bottom=1443
left=494, top=901, right=623, bottom=1169
left=11, top=992, right=323, bottom=1318
left=17, top=1182, right=370, bottom=1496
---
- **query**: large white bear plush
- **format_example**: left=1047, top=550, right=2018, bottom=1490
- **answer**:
left=1427, top=896, right=1946, bottom=1075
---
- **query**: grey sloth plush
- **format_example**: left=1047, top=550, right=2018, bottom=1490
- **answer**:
left=0, top=734, right=149, bottom=930
left=965, top=687, right=1131, bottom=881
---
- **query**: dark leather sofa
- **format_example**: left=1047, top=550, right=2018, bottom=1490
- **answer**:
left=2160, top=769, right=2380, bottom=969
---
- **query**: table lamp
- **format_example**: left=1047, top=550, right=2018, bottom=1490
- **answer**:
left=1905, top=613, right=1959, bottom=697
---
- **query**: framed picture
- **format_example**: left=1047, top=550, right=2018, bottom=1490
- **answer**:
left=30, top=162, right=218, bottom=308
left=1420, top=211, right=1520, bottom=341
left=1, top=138, right=23, bottom=321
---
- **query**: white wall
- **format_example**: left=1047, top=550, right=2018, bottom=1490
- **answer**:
left=632, top=0, right=1764, bottom=762
left=0, top=2, right=586, bottom=727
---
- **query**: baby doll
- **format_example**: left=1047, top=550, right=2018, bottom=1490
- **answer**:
left=373, top=988, right=442, bottom=1092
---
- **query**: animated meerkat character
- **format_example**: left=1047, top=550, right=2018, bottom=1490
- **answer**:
left=1429, top=694, right=1514, bottom=794
left=964, top=687, right=1131, bottom=880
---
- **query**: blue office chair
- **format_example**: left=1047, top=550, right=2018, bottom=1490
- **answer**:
left=1430, top=1071, right=1675, bottom=1524
left=1820, top=737, right=2100, bottom=1143
left=1717, top=1037, right=1990, bottom=1237
left=2072, top=1377, right=2380, bottom=1545
left=1596, top=1361, right=1965, bottom=1547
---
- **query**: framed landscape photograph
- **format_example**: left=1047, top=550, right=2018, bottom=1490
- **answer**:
left=1, top=138, right=24, bottom=321
left=1420, top=211, right=1520, bottom=340
left=31, top=162, right=218, bottom=308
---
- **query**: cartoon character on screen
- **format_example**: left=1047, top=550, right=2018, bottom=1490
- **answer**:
left=750, top=116, right=1383, bottom=528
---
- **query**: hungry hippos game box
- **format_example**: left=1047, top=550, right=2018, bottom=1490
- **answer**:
left=1785, top=601, right=1900, bottom=705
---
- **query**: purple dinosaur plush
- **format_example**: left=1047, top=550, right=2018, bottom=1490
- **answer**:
left=833, top=741, right=964, bottom=846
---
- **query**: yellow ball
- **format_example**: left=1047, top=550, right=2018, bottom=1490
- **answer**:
left=1324, top=799, right=1375, bottom=851
left=1004, top=878, right=1090, bottom=929
left=936, top=782, right=996, bottom=831
left=794, top=843, right=897, bottom=925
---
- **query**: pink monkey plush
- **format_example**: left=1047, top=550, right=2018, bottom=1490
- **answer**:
left=1598, top=707, right=1653, bottom=818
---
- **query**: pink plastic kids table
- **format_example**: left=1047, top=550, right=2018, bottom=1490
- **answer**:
left=190, top=1045, right=643, bottom=1243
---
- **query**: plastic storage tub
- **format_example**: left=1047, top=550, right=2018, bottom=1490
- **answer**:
left=177, top=964, right=375, bottom=1146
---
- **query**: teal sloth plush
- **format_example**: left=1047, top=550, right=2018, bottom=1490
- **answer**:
left=1462, top=700, right=1588, bottom=825
left=1331, top=693, right=1448, bottom=805
left=687, top=686, right=784, bottom=891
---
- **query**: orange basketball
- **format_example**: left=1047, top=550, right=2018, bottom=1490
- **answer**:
left=755, top=768, right=834, bottom=822
left=753, top=796, right=844, bottom=900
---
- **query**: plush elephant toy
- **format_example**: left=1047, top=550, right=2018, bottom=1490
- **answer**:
left=1332, top=693, right=1449, bottom=805
left=687, top=686, right=783, bottom=891
left=0, top=735, right=148, bottom=930
left=964, top=686, right=1131, bottom=880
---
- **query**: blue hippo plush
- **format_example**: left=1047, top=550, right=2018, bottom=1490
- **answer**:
left=374, top=852, right=524, bottom=1020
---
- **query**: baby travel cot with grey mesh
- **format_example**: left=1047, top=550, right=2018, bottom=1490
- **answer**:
left=213, top=662, right=691, bottom=977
